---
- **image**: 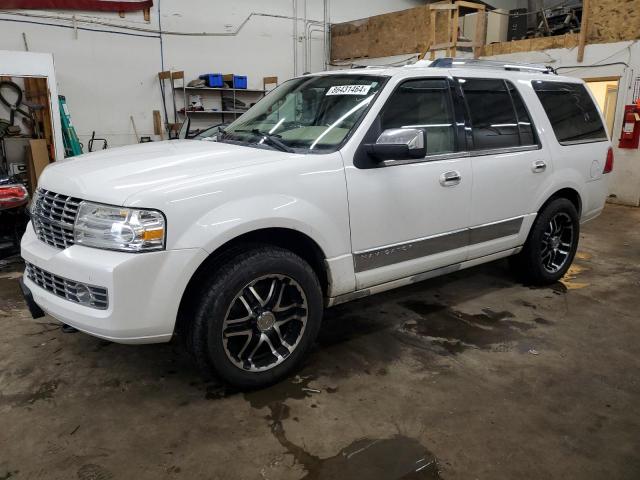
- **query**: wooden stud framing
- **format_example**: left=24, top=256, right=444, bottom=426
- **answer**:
left=577, top=0, right=590, bottom=62
left=451, top=6, right=460, bottom=57
left=429, top=7, right=437, bottom=60
left=429, top=4, right=457, bottom=10
left=455, top=1, right=485, bottom=9
left=423, top=1, right=486, bottom=60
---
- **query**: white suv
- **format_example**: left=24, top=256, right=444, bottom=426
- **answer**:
left=21, top=59, right=612, bottom=388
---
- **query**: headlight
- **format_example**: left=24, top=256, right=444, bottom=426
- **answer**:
left=74, top=201, right=166, bottom=252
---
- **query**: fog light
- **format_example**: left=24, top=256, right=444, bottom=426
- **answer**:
left=74, top=283, right=94, bottom=306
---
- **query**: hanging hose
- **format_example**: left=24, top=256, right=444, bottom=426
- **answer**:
left=0, top=81, right=30, bottom=126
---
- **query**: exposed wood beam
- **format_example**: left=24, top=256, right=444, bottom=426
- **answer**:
left=577, top=0, right=590, bottom=62
left=455, top=1, right=485, bottom=10
left=429, top=4, right=457, bottom=10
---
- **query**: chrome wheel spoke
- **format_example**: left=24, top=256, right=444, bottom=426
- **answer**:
left=246, top=286, right=266, bottom=308
left=275, top=312, right=303, bottom=328
left=263, top=332, right=284, bottom=361
left=274, top=301, right=305, bottom=313
left=273, top=325, right=293, bottom=353
left=247, top=333, right=266, bottom=368
left=237, top=334, right=253, bottom=360
left=223, top=327, right=253, bottom=339
left=268, top=280, right=288, bottom=310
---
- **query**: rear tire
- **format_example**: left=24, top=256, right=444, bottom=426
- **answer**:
left=187, top=245, right=323, bottom=389
left=510, top=198, right=579, bottom=285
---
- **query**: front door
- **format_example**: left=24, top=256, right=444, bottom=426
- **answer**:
left=345, top=78, right=472, bottom=290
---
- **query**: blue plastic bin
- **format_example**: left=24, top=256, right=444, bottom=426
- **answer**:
left=224, top=74, right=248, bottom=89
left=199, top=73, right=224, bottom=88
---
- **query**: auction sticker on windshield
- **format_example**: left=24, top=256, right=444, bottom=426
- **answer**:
left=326, top=85, right=372, bottom=96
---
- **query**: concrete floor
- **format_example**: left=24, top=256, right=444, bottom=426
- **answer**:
left=0, top=204, right=639, bottom=480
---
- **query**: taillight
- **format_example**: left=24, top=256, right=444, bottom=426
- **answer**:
left=0, top=184, right=29, bottom=209
left=603, top=147, right=614, bottom=174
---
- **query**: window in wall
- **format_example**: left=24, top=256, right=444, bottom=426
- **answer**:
left=380, top=78, right=456, bottom=156
left=532, top=80, right=607, bottom=144
left=585, top=78, right=619, bottom=135
left=459, top=78, right=521, bottom=150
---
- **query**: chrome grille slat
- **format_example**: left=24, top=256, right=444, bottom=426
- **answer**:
left=24, top=262, right=109, bottom=310
left=32, top=188, right=82, bottom=249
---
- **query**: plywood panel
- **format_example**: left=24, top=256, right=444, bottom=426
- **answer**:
left=332, top=5, right=442, bottom=61
left=589, top=0, right=640, bottom=43
left=331, top=0, right=638, bottom=61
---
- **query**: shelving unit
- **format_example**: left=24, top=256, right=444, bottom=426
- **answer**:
left=181, top=86, right=266, bottom=124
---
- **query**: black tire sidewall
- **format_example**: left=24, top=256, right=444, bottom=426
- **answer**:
left=193, top=247, right=322, bottom=389
left=525, top=198, right=580, bottom=284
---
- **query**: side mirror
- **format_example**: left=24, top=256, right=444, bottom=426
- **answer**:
left=366, top=128, right=426, bottom=161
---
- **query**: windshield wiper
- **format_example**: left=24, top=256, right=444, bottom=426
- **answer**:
left=233, top=129, right=294, bottom=153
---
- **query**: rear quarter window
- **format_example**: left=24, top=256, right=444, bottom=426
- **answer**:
left=532, top=80, right=607, bottom=145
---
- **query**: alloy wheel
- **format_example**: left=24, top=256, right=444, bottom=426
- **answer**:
left=221, top=274, right=308, bottom=372
left=540, top=212, right=574, bottom=274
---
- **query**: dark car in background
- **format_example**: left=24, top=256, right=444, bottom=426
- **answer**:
left=0, top=171, right=29, bottom=259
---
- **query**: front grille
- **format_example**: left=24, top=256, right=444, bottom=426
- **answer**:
left=25, top=262, right=109, bottom=310
left=31, top=189, right=82, bottom=249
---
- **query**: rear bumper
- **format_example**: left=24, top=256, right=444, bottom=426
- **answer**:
left=21, top=223, right=208, bottom=344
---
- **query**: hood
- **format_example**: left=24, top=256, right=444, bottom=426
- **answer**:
left=38, top=140, right=287, bottom=205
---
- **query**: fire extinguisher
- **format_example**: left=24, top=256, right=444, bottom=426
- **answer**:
left=618, top=99, right=640, bottom=149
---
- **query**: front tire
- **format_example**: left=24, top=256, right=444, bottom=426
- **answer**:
left=187, top=245, right=323, bottom=389
left=510, top=198, right=580, bottom=285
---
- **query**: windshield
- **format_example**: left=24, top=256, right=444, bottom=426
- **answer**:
left=207, top=74, right=386, bottom=153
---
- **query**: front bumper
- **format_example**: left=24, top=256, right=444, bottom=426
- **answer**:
left=20, top=222, right=208, bottom=344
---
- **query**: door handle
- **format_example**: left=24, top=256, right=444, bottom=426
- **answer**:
left=439, top=170, right=462, bottom=187
left=532, top=160, right=547, bottom=173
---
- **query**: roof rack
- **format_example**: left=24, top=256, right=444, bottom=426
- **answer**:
left=429, top=57, right=556, bottom=75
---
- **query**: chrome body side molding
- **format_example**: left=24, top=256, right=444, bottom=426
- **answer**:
left=353, top=216, right=524, bottom=273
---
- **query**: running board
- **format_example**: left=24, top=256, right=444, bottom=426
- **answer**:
left=325, top=246, right=522, bottom=307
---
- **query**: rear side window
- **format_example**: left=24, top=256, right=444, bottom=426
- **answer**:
left=381, top=78, right=456, bottom=155
left=459, top=78, right=537, bottom=150
left=532, top=81, right=607, bottom=145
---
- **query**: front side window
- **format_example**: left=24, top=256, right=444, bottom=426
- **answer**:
left=380, top=78, right=456, bottom=156
left=211, top=74, right=386, bottom=153
left=532, top=80, right=607, bottom=145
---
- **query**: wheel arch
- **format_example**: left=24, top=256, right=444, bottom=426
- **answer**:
left=538, top=187, right=583, bottom=217
left=175, top=227, right=329, bottom=338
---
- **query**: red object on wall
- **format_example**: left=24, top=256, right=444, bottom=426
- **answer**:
left=0, top=0, right=152, bottom=11
left=618, top=104, right=640, bottom=149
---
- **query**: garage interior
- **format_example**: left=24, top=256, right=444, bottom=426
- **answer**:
left=1, top=1, right=639, bottom=479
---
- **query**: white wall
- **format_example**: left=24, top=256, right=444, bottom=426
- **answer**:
left=0, top=0, right=421, bottom=148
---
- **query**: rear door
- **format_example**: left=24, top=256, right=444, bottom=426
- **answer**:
left=456, top=75, right=551, bottom=259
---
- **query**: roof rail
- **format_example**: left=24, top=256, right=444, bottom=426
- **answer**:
left=429, top=57, right=556, bottom=75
